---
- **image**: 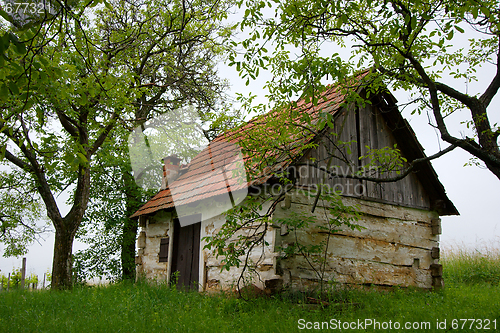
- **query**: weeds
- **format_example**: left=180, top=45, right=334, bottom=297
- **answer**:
left=1, top=244, right=499, bottom=332
left=442, top=239, right=500, bottom=285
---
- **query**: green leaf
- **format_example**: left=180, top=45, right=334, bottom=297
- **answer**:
left=471, top=6, right=478, bottom=19
left=9, top=33, right=26, bottom=54
left=39, top=57, right=49, bottom=67
left=80, top=93, right=88, bottom=105
left=23, top=98, right=34, bottom=111
left=0, top=144, right=5, bottom=161
left=8, top=81, right=19, bottom=95
left=0, top=36, right=4, bottom=54
left=2, top=32, right=12, bottom=50
left=35, top=107, right=44, bottom=126
left=77, top=152, right=89, bottom=164
left=15, top=42, right=26, bottom=54
left=410, top=16, right=417, bottom=30
left=341, top=13, right=348, bottom=23
left=480, top=6, right=490, bottom=17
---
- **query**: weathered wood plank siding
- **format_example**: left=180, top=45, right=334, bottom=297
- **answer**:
left=359, top=103, right=430, bottom=209
left=274, top=190, right=440, bottom=289
left=296, top=104, right=431, bottom=210
left=298, top=106, right=361, bottom=197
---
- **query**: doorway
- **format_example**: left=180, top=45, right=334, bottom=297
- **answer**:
left=170, top=216, right=201, bottom=290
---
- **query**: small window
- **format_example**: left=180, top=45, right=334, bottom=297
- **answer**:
left=159, top=238, right=169, bottom=262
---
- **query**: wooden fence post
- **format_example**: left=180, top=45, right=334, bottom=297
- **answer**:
left=20, top=257, right=26, bottom=289
left=7, top=273, right=10, bottom=291
left=43, top=273, right=46, bottom=289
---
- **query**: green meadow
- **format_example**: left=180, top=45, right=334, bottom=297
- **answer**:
left=1, top=244, right=499, bottom=332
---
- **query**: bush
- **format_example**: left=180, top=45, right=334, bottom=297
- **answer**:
left=0, top=267, right=40, bottom=289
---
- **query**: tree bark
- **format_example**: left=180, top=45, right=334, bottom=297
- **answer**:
left=49, top=165, right=91, bottom=289
left=51, top=225, right=77, bottom=289
left=121, top=216, right=138, bottom=280
left=120, top=166, right=143, bottom=280
left=470, top=103, right=500, bottom=180
left=485, top=160, right=500, bottom=180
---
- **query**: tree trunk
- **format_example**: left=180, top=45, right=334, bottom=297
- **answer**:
left=51, top=226, right=77, bottom=289
left=121, top=216, right=138, bottom=280
left=470, top=104, right=500, bottom=181
left=120, top=166, right=143, bottom=280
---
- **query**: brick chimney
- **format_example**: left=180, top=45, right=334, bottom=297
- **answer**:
left=161, top=154, right=182, bottom=190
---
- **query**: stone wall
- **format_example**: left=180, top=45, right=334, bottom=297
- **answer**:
left=136, top=212, right=172, bottom=281
left=136, top=191, right=443, bottom=291
left=274, top=190, right=442, bottom=290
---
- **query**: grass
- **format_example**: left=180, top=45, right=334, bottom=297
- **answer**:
left=1, top=244, right=499, bottom=332
left=441, top=240, right=500, bottom=285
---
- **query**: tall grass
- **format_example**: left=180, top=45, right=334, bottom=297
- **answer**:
left=1, top=244, right=499, bottom=332
left=442, top=239, right=500, bottom=285
left=1, top=280, right=499, bottom=332
left=0, top=281, right=308, bottom=333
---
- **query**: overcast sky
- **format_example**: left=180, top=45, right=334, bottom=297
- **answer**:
left=1, top=14, right=499, bottom=280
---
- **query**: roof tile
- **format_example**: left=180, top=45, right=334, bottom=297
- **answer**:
left=131, top=73, right=369, bottom=218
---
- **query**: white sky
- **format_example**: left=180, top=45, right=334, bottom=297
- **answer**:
left=1, top=12, right=500, bottom=280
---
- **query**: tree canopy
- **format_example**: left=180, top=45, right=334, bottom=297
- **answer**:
left=72, top=0, right=236, bottom=281
left=0, top=0, right=234, bottom=287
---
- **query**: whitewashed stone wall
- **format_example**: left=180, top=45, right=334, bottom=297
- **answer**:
left=136, top=212, right=172, bottom=281
left=136, top=190, right=443, bottom=291
left=136, top=198, right=282, bottom=291
left=274, top=190, right=442, bottom=290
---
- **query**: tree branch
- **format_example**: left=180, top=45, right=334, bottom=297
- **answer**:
left=434, top=81, right=478, bottom=108
left=88, top=112, right=118, bottom=157
left=4, top=149, right=33, bottom=171
left=479, top=38, right=500, bottom=107
left=297, top=144, right=457, bottom=183
left=55, top=108, right=79, bottom=139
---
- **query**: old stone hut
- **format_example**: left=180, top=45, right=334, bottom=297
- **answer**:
left=131, top=75, right=458, bottom=292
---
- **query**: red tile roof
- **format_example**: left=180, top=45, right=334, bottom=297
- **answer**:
left=131, top=72, right=370, bottom=218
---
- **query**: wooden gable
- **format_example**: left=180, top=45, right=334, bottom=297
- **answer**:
left=296, top=90, right=458, bottom=214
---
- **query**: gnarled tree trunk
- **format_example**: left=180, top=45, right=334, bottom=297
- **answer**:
left=51, top=225, right=78, bottom=289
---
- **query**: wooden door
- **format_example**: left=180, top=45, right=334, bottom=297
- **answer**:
left=170, top=217, right=201, bottom=290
